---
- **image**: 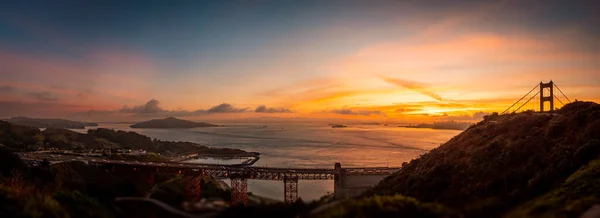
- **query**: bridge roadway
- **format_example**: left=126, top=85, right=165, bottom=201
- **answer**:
left=95, top=158, right=399, bottom=180
left=22, top=153, right=399, bottom=179
left=23, top=154, right=400, bottom=204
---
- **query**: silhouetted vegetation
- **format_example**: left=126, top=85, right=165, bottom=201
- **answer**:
left=312, top=195, right=459, bottom=218
left=150, top=175, right=232, bottom=208
left=43, top=127, right=113, bottom=149
left=0, top=147, right=119, bottom=217
left=506, top=158, right=600, bottom=217
left=0, top=121, right=43, bottom=151
left=0, top=147, right=27, bottom=177
left=365, top=101, right=600, bottom=217
left=218, top=200, right=314, bottom=218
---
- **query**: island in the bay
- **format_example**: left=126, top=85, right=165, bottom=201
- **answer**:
left=130, top=117, right=219, bottom=129
left=4, top=116, right=98, bottom=129
left=400, top=120, right=472, bottom=130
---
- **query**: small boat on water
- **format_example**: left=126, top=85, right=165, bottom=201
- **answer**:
left=331, top=124, right=347, bottom=128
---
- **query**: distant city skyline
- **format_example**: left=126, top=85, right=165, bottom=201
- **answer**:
left=1, top=0, right=599, bottom=122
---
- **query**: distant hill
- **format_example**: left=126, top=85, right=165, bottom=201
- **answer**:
left=5, top=116, right=98, bottom=129
left=0, top=120, right=254, bottom=156
left=400, top=120, right=472, bottom=130
left=87, top=128, right=254, bottom=156
left=0, top=120, right=44, bottom=151
left=130, top=117, right=218, bottom=129
left=42, top=128, right=113, bottom=149
left=365, top=101, right=600, bottom=217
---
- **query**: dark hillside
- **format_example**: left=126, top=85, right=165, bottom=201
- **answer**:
left=88, top=128, right=255, bottom=156
left=87, top=128, right=156, bottom=151
left=368, top=101, right=600, bottom=215
left=0, top=121, right=43, bottom=151
left=49, top=162, right=140, bottom=201
left=506, top=158, right=600, bottom=217
left=0, top=146, right=27, bottom=178
left=0, top=149, right=120, bottom=217
left=42, top=128, right=114, bottom=149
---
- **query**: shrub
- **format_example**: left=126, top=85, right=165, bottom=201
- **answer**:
left=314, top=195, right=459, bottom=218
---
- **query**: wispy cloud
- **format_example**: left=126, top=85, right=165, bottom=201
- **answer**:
left=0, top=100, right=91, bottom=117
left=255, top=105, right=292, bottom=113
left=207, top=103, right=249, bottom=113
left=428, top=111, right=491, bottom=121
left=0, top=85, right=16, bottom=93
left=395, top=108, right=420, bottom=114
left=380, top=77, right=443, bottom=101
left=83, top=109, right=117, bottom=117
left=120, top=99, right=166, bottom=113
left=330, top=109, right=386, bottom=116
left=27, top=91, right=59, bottom=101
left=116, top=101, right=291, bottom=117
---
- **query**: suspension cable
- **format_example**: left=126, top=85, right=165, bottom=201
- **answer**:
left=513, top=92, right=540, bottom=113
left=555, top=96, right=565, bottom=106
left=502, top=84, right=540, bottom=114
left=553, top=83, right=571, bottom=103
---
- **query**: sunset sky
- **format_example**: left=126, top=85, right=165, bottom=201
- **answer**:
left=1, top=0, right=599, bottom=122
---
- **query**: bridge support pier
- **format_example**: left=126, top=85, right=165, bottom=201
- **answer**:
left=284, top=175, right=298, bottom=204
left=334, top=162, right=346, bottom=199
left=184, top=176, right=201, bottom=202
left=231, top=177, right=248, bottom=206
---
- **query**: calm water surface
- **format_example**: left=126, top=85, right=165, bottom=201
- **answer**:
left=74, top=123, right=461, bottom=201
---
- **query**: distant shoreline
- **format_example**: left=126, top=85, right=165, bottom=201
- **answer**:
left=398, top=121, right=472, bottom=131
left=398, top=125, right=466, bottom=131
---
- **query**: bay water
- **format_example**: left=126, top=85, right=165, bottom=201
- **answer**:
left=74, top=123, right=460, bottom=201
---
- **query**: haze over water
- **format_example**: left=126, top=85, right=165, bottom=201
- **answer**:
left=74, top=123, right=460, bottom=201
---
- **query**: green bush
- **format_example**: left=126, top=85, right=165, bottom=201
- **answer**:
left=507, top=159, right=600, bottom=217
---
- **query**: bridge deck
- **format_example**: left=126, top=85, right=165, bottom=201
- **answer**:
left=100, top=159, right=399, bottom=180
left=24, top=155, right=400, bottom=180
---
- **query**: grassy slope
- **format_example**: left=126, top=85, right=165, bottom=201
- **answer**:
left=42, top=127, right=115, bottom=149
left=149, top=175, right=231, bottom=209
left=365, top=102, right=600, bottom=216
left=0, top=121, right=43, bottom=151
left=312, top=195, right=460, bottom=218
left=0, top=148, right=119, bottom=217
left=506, top=158, right=600, bottom=218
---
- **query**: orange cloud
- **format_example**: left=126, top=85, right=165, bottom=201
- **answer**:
left=380, top=77, right=442, bottom=101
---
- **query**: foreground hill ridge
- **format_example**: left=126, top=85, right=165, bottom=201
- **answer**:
left=130, top=117, right=218, bottom=128
left=1, top=101, right=599, bottom=217
left=365, top=101, right=600, bottom=217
